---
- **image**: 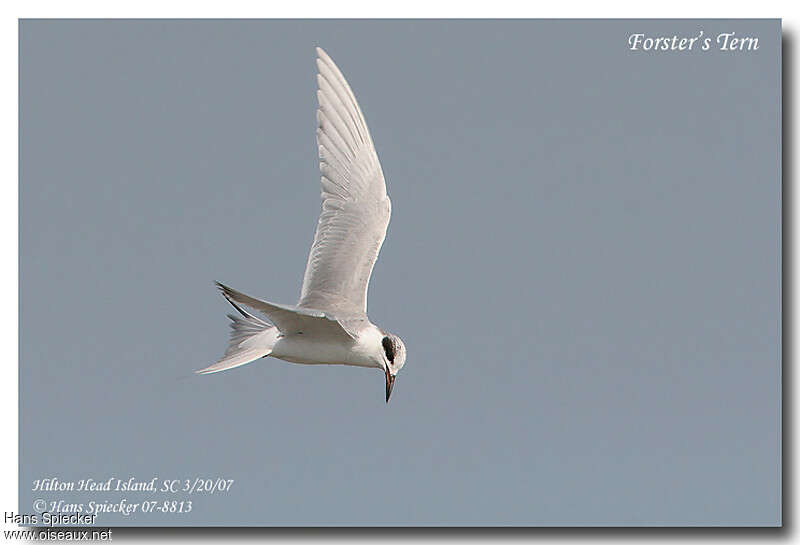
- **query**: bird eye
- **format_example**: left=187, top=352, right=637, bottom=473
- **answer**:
left=382, top=336, right=395, bottom=362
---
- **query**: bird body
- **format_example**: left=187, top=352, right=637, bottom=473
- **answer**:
left=198, top=47, right=406, bottom=402
left=272, top=324, right=385, bottom=368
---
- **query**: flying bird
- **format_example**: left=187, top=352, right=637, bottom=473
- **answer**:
left=197, top=47, right=406, bottom=402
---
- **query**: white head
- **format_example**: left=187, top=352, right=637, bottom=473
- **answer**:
left=379, top=332, right=406, bottom=403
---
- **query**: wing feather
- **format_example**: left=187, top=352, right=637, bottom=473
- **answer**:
left=298, top=47, right=391, bottom=318
left=217, top=282, right=361, bottom=339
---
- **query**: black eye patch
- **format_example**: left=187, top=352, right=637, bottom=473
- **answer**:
left=382, top=336, right=395, bottom=362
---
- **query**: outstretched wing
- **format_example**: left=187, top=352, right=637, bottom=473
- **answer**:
left=298, top=47, right=391, bottom=318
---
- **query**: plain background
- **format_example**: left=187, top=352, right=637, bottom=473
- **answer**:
left=19, top=20, right=781, bottom=525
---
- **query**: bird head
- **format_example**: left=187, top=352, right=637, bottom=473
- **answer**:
left=380, top=333, right=406, bottom=403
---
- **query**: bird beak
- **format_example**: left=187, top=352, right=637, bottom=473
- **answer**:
left=385, top=368, right=396, bottom=403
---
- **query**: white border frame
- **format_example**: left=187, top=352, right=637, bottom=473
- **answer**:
left=4, top=3, right=797, bottom=543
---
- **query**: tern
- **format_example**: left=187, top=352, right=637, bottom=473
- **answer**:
left=197, top=47, right=407, bottom=402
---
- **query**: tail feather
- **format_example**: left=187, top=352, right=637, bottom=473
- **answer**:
left=197, top=287, right=280, bottom=375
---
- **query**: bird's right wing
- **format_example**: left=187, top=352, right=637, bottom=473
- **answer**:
left=298, top=47, right=392, bottom=318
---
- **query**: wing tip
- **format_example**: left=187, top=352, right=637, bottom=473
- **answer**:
left=214, top=281, right=252, bottom=318
left=315, top=47, right=341, bottom=78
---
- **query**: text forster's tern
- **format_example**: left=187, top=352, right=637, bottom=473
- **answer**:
left=197, top=47, right=407, bottom=402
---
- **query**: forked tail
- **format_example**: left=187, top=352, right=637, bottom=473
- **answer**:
left=196, top=286, right=279, bottom=375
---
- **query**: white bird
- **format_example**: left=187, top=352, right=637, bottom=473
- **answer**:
left=197, top=47, right=407, bottom=402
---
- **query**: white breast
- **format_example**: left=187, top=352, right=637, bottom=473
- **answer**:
left=271, top=333, right=379, bottom=368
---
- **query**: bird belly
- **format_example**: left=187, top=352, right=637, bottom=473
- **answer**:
left=270, top=335, right=376, bottom=368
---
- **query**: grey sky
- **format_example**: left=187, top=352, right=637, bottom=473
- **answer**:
left=20, top=19, right=781, bottom=525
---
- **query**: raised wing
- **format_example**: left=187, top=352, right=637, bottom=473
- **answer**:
left=298, top=47, right=391, bottom=318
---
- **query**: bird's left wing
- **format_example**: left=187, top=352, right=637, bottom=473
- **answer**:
left=217, top=282, right=364, bottom=339
left=298, top=47, right=391, bottom=318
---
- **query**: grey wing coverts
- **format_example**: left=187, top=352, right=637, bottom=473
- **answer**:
left=297, top=47, right=392, bottom=319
